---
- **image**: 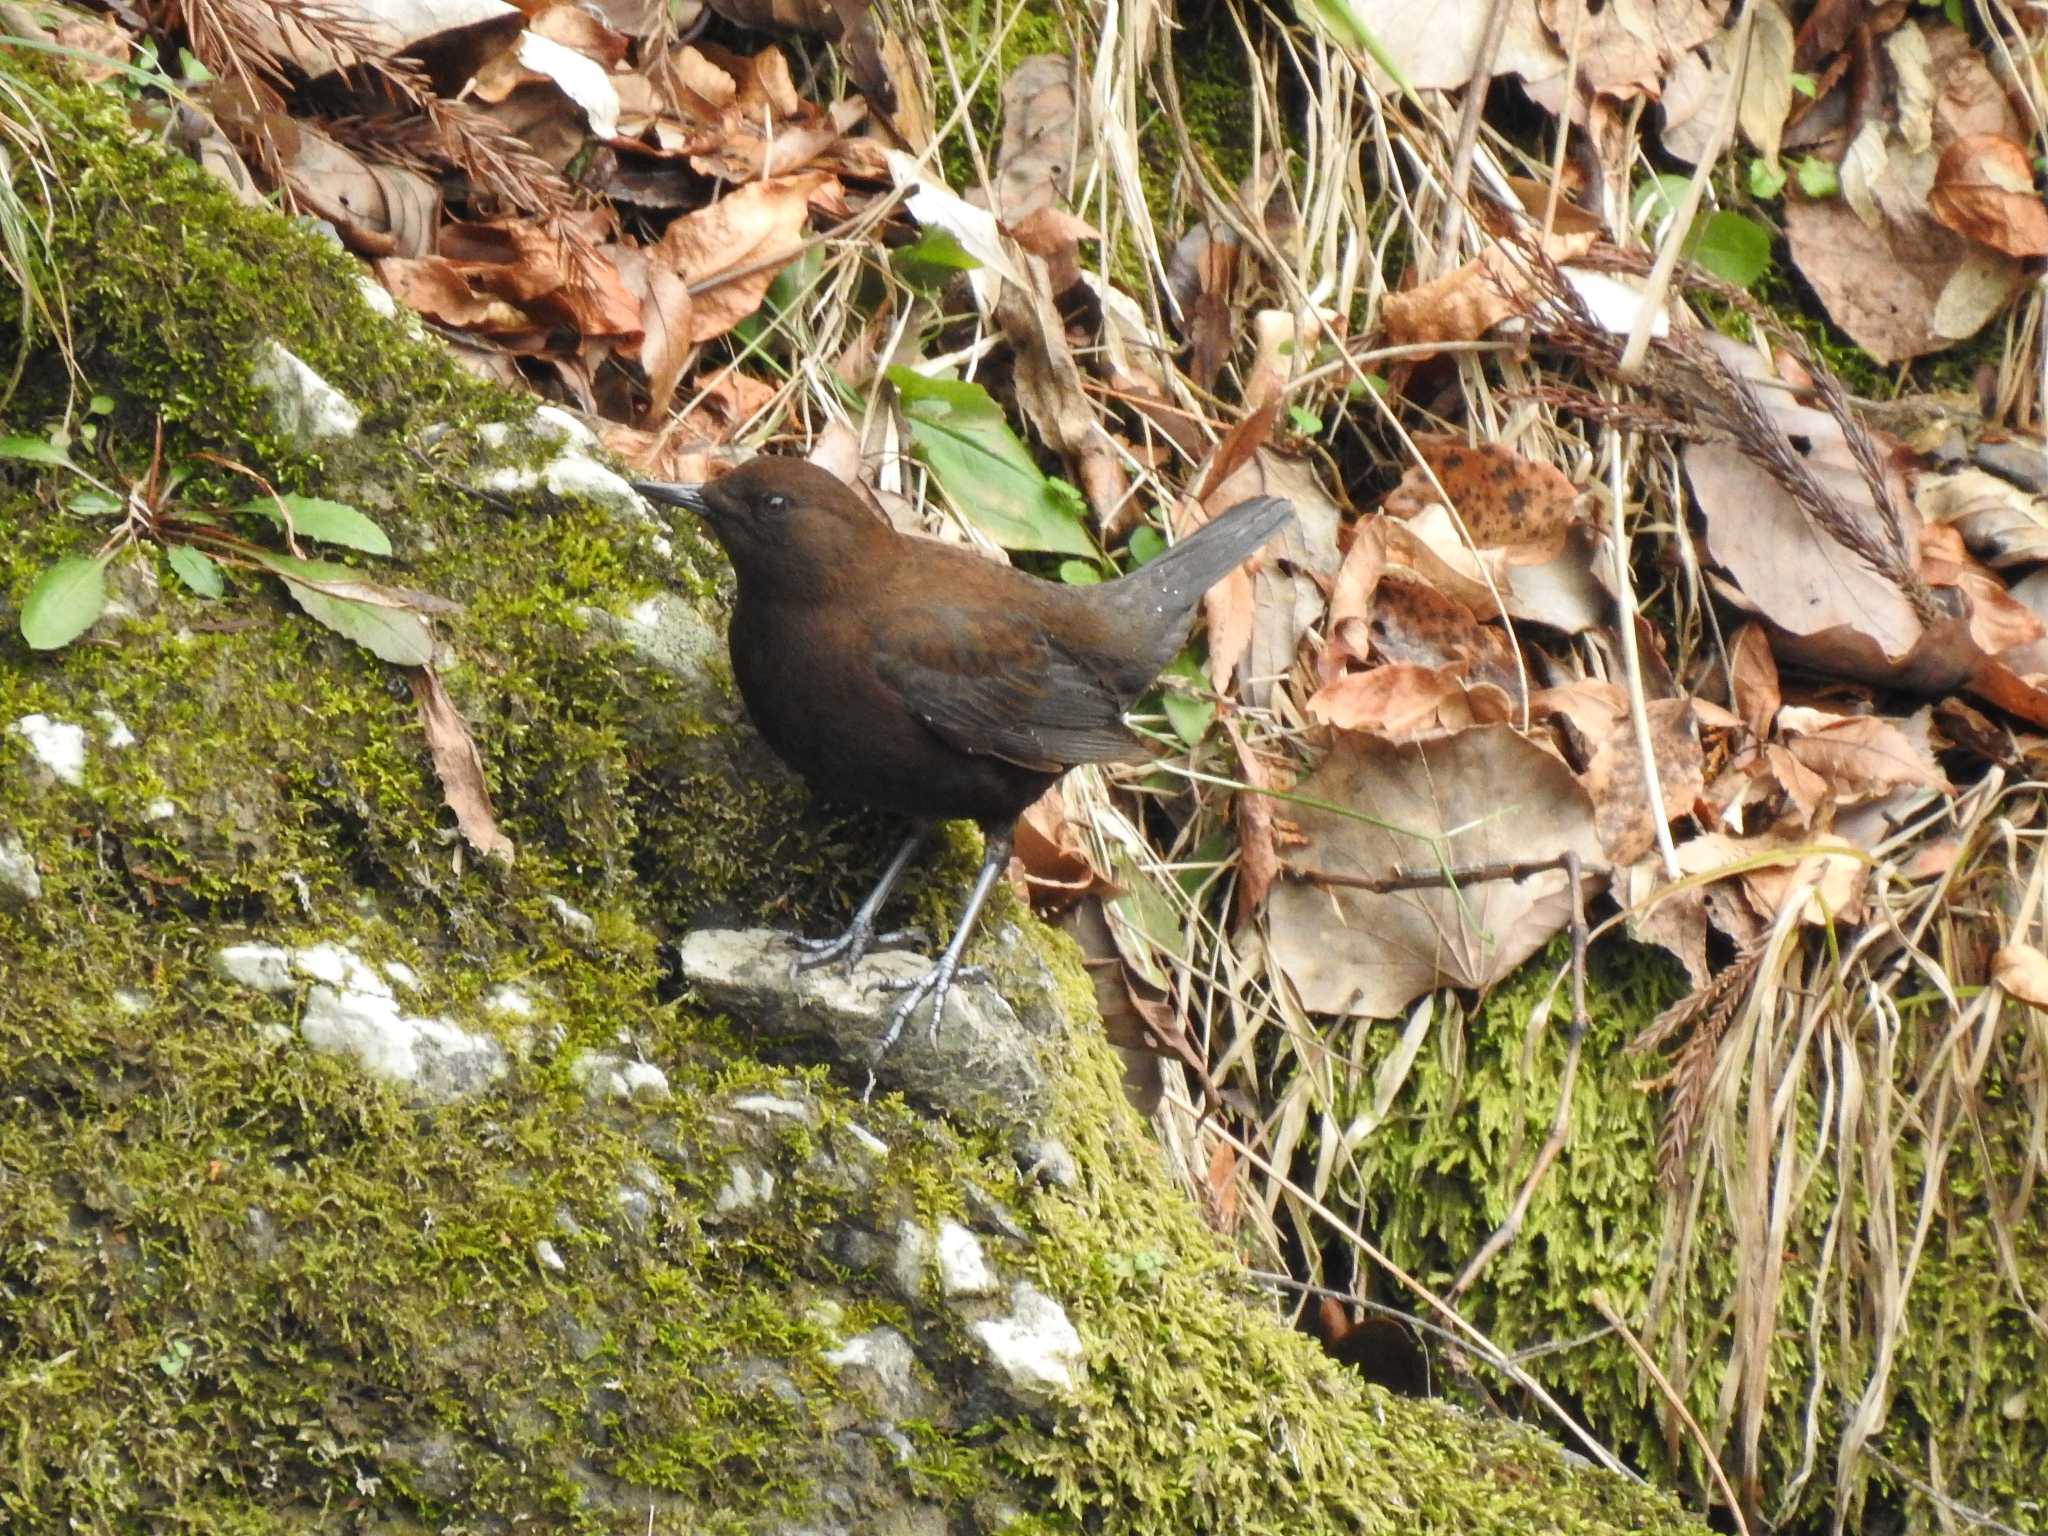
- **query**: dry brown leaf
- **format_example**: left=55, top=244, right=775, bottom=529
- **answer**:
left=1928, top=133, right=2048, bottom=258
left=1916, top=467, right=2048, bottom=570
left=1355, top=571, right=1521, bottom=698
left=1012, top=785, right=1102, bottom=909
left=1917, top=523, right=2046, bottom=657
left=1685, top=334, right=1956, bottom=683
left=674, top=366, right=783, bottom=443
left=1705, top=743, right=1831, bottom=834
left=1267, top=725, right=1606, bottom=1017
left=1318, top=0, right=1564, bottom=91
left=1992, top=943, right=2048, bottom=1007
left=1226, top=721, right=1283, bottom=924
left=1306, top=664, right=1473, bottom=738
left=651, top=171, right=839, bottom=344
left=1782, top=24, right=2024, bottom=362
left=1207, top=450, right=1343, bottom=709
left=1534, top=0, right=1729, bottom=101
left=1677, top=830, right=1866, bottom=928
left=989, top=55, right=1083, bottom=223
left=1730, top=622, right=1781, bottom=737
left=1582, top=699, right=1706, bottom=865
left=412, top=668, right=514, bottom=863
left=1778, top=707, right=1950, bottom=800
left=1320, top=523, right=1387, bottom=682
left=1391, top=435, right=1581, bottom=560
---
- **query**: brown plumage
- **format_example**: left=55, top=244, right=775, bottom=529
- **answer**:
left=634, top=458, right=1292, bottom=1054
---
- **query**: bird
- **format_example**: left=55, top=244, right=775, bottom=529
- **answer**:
left=632, top=458, right=1292, bottom=1057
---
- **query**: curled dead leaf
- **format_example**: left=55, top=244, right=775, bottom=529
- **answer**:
left=1928, top=133, right=2048, bottom=259
left=412, top=668, right=514, bottom=863
left=1991, top=943, right=2048, bottom=1008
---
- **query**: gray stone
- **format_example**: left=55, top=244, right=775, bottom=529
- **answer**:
left=676, top=928, right=1056, bottom=1133
left=545, top=893, right=597, bottom=938
left=252, top=340, right=361, bottom=440
left=935, top=1221, right=999, bottom=1299
left=569, top=1051, right=670, bottom=1104
left=712, top=1161, right=774, bottom=1215
left=822, top=1327, right=927, bottom=1418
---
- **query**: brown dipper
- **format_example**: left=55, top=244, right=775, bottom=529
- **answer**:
left=633, top=459, right=1292, bottom=1055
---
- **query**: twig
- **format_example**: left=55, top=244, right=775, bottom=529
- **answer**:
left=1281, top=853, right=1612, bottom=894
left=1452, top=851, right=1591, bottom=1297
left=1606, top=427, right=1683, bottom=879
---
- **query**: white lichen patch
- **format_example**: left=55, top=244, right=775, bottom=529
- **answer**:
left=969, top=1284, right=1086, bottom=1403
left=212, top=940, right=507, bottom=1101
left=0, top=835, right=41, bottom=904
left=9, top=714, right=88, bottom=786
left=484, top=984, right=534, bottom=1017
left=712, top=1162, right=774, bottom=1215
left=731, top=1093, right=814, bottom=1124
left=92, top=709, right=136, bottom=749
left=568, top=1051, right=670, bottom=1104
left=935, top=1221, right=999, bottom=1299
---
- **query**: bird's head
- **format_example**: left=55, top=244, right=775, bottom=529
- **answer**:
left=633, top=459, right=883, bottom=594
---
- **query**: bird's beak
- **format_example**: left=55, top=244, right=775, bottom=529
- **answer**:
left=630, top=479, right=712, bottom=516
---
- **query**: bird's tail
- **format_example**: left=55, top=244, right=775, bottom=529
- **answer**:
left=1104, top=494, right=1294, bottom=674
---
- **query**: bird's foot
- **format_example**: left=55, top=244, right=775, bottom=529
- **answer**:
left=873, top=958, right=988, bottom=1054
left=792, top=922, right=928, bottom=977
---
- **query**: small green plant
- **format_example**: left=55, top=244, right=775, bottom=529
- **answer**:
left=1630, top=174, right=1773, bottom=289
left=5, top=423, right=438, bottom=663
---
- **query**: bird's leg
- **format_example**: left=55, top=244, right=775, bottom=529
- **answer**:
left=795, top=823, right=931, bottom=974
left=873, top=830, right=1012, bottom=1056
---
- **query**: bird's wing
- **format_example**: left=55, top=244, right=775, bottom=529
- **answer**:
left=872, top=604, right=1149, bottom=771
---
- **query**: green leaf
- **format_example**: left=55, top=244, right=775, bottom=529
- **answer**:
left=66, top=489, right=123, bottom=516
left=1795, top=156, right=1839, bottom=198
left=20, top=554, right=109, bottom=650
left=1788, top=71, right=1818, bottom=99
left=1058, top=559, right=1102, bottom=585
left=242, top=495, right=392, bottom=555
left=885, top=367, right=1099, bottom=559
left=85, top=394, right=115, bottom=417
left=254, top=551, right=434, bottom=666
left=1687, top=211, right=1772, bottom=289
left=891, top=227, right=981, bottom=289
left=1158, top=649, right=1215, bottom=748
left=166, top=543, right=224, bottom=598
left=1126, top=525, right=1167, bottom=567
left=1747, top=158, right=1789, bottom=199
left=1286, top=404, right=1324, bottom=436
left=1630, top=173, right=1693, bottom=232
left=0, top=435, right=74, bottom=468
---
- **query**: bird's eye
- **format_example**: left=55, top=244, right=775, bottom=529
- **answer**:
left=762, top=494, right=789, bottom=513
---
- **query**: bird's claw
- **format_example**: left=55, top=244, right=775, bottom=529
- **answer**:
left=792, top=923, right=928, bottom=977
left=872, top=958, right=984, bottom=1056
